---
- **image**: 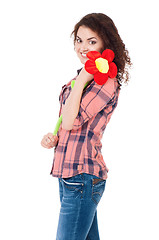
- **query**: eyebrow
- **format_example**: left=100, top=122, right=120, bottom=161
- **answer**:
left=87, top=37, right=97, bottom=40
left=77, top=36, right=97, bottom=40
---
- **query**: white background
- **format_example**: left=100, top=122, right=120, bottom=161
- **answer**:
left=0, top=0, right=159, bottom=239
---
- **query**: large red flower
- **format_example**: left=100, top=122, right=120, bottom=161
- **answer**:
left=85, top=49, right=118, bottom=85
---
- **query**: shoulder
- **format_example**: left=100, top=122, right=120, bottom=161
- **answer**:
left=87, top=77, right=118, bottom=98
left=102, top=77, right=119, bottom=96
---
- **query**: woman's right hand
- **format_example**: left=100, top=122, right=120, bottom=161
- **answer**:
left=41, top=133, right=58, bottom=149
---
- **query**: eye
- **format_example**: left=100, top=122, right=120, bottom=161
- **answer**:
left=89, top=40, right=96, bottom=45
left=76, top=38, right=82, bottom=43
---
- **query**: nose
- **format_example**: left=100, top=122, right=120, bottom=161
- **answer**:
left=80, top=42, right=89, bottom=52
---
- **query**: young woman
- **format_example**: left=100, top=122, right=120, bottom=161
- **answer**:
left=41, top=13, right=131, bottom=240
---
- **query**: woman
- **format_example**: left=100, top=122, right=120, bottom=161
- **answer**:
left=41, top=13, right=131, bottom=240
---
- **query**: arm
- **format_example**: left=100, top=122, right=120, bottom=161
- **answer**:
left=72, top=77, right=118, bottom=130
left=62, top=68, right=93, bottom=130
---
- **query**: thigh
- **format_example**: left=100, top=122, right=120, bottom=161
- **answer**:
left=56, top=174, right=106, bottom=240
left=56, top=174, right=84, bottom=240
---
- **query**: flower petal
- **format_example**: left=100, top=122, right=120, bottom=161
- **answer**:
left=102, top=49, right=115, bottom=62
left=94, top=71, right=109, bottom=85
left=85, top=60, right=98, bottom=74
left=87, top=51, right=102, bottom=61
left=108, top=62, right=118, bottom=78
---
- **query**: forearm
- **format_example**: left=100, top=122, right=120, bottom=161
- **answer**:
left=62, top=77, right=86, bottom=130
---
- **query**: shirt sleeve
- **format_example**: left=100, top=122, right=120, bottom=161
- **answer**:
left=72, top=77, right=118, bottom=130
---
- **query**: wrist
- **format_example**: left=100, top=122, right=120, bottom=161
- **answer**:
left=77, top=67, right=94, bottom=84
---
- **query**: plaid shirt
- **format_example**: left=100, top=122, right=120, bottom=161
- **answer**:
left=50, top=70, right=120, bottom=180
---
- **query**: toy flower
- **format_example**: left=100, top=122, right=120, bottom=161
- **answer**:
left=85, top=49, right=117, bottom=85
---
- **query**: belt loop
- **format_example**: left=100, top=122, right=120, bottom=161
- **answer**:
left=81, top=173, right=84, bottom=180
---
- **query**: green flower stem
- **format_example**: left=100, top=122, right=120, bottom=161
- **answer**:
left=53, top=114, right=63, bottom=136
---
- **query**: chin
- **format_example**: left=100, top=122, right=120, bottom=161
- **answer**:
left=80, top=58, right=87, bottom=65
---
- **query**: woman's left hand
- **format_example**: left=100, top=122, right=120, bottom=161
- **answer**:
left=78, top=67, right=94, bottom=85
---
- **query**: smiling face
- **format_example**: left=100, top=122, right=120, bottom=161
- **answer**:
left=74, top=26, right=104, bottom=64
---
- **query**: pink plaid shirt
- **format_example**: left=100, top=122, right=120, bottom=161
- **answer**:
left=50, top=70, right=120, bottom=180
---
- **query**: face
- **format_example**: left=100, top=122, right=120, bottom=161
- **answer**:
left=74, top=26, right=104, bottom=64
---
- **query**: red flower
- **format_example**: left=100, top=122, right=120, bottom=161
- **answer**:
left=85, top=49, right=117, bottom=85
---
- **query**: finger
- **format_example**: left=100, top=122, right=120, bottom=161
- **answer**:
left=41, top=142, right=48, bottom=148
left=47, top=132, right=53, bottom=137
left=48, top=134, right=55, bottom=141
left=48, top=138, right=56, bottom=145
left=52, top=136, right=58, bottom=142
left=47, top=143, right=54, bottom=149
left=42, top=144, right=50, bottom=149
left=46, top=138, right=51, bottom=143
left=41, top=140, right=50, bottom=148
left=44, top=139, right=55, bottom=148
left=43, top=136, right=51, bottom=144
left=50, top=143, right=56, bottom=147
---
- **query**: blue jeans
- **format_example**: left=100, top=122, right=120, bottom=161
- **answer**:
left=56, top=173, right=106, bottom=240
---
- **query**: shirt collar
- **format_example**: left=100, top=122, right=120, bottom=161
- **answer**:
left=77, top=68, right=82, bottom=75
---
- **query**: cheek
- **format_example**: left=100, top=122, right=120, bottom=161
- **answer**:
left=75, top=48, right=80, bottom=56
left=90, top=44, right=103, bottom=53
left=74, top=43, right=80, bottom=52
left=95, top=45, right=104, bottom=53
left=94, top=41, right=104, bottom=53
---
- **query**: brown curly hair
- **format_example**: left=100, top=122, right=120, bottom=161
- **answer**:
left=71, top=13, right=132, bottom=86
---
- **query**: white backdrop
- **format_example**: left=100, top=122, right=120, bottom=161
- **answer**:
left=0, top=0, right=159, bottom=239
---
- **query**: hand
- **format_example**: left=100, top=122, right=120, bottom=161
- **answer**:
left=41, top=133, right=58, bottom=149
left=78, top=67, right=94, bottom=85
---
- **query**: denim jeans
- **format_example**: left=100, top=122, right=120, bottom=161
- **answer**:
left=56, top=173, right=106, bottom=240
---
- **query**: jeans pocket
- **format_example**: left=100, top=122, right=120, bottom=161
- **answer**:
left=62, top=178, right=84, bottom=187
left=92, top=178, right=106, bottom=205
left=62, top=175, right=84, bottom=198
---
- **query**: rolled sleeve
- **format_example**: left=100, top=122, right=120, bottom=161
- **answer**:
left=72, top=78, right=118, bottom=130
